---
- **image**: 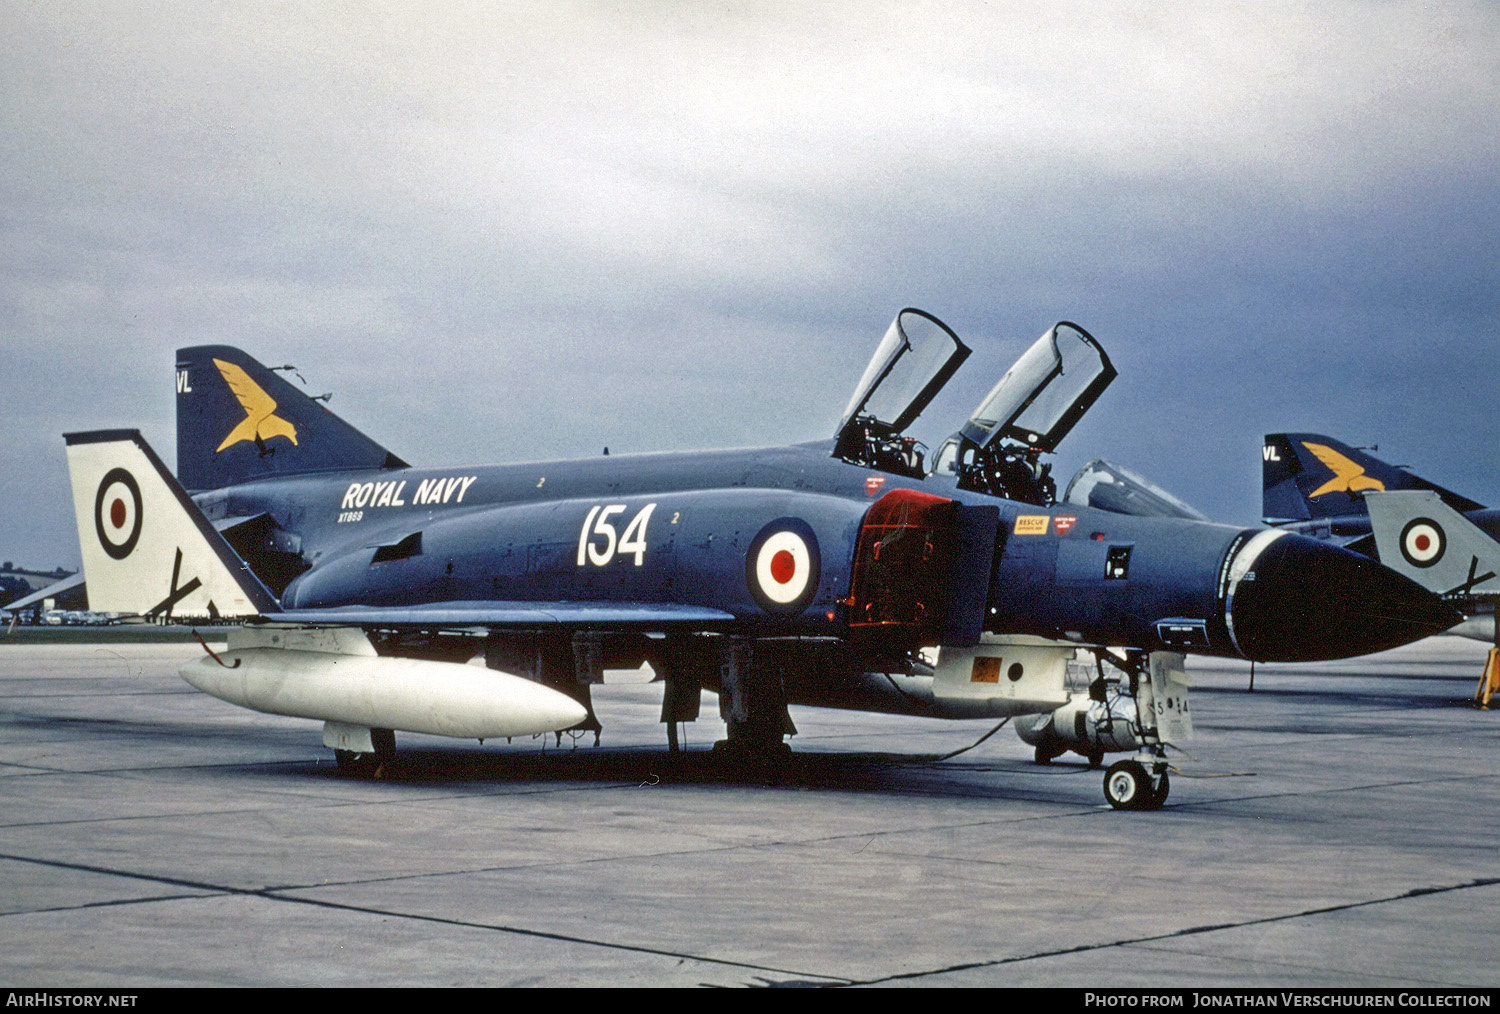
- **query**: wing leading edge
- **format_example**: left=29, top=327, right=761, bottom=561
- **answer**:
left=260, top=602, right=736, bottom=629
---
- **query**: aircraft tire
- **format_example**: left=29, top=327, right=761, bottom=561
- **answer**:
left=334, top=729, right=397, bottom=779
left=1104, top=760, right=1152, bottom=810
left=1148, top=769, right=1170, bottom=808
left=334, top=749, right=377, bottom=777
left=371, top=727, right=396, bottom=758
left=1034, top=741, right=1066, bottom=765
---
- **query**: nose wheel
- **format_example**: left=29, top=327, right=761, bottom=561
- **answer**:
left=1103, top=757, right=1169, bottom=810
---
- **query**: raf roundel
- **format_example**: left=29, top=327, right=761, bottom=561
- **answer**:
left=746, top=518, right=821, bottom=614
left=1399, top=517, right=1445, bottom=569
left=94, top=467, right=143, bottom=560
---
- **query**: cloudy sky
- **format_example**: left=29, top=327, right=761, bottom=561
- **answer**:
left=4, top=2, right=1498, bottom=569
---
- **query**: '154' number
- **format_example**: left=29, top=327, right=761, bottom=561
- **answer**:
left=577, top=503, right=656, bottom=567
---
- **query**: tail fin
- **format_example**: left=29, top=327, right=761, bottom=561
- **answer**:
left=176, top=345, right=407, bottom=491
left=1365, top=490, right=1500, bottom=599
left=1262, top=433, right=1483, bottom=524
left=64, top=429, right=276, bottom=619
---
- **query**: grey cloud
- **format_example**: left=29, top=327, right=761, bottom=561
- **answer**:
left=3, top=3, right=1498, bottom=566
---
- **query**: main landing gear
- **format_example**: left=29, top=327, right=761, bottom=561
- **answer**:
left=711, top=637, right=796, bottom=771
left=334, top=727, right=396, bottom=778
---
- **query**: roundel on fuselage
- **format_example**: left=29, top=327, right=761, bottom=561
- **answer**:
left=94, top=467, right=143, bottom=560
left=746, top=518, right=821, bottom=614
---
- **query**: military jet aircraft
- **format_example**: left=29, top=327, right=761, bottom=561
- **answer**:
left=63, top=311, right=1458, bottom=809
left=1262, top=433, right=1499, bottom=639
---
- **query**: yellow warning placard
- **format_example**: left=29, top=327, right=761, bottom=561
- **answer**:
left=970, top=657, right=1002, bottom=683
left=1014, top=515, right=1050, bottom=535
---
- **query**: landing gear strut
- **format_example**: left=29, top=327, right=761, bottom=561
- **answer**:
left=712, top=637, right=796, bottom=766
left=1099, top=650, right=1171, bottom=810
left=334, top=727, right=396, bottom=778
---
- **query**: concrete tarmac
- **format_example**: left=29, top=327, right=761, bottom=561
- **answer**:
left=1, top=633, right=1498, bottom=988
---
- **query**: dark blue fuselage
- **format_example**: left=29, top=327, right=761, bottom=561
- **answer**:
left=190, top=437, right=1419, bottom=662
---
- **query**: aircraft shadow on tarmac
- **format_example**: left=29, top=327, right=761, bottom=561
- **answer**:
left=285, top=742, right=1091, bottom=793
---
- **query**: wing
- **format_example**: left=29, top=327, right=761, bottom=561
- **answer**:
left=261, top=601, right=736, bottom=629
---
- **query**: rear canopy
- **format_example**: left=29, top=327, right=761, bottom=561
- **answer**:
left=958, top=322, right=1115, bottom=453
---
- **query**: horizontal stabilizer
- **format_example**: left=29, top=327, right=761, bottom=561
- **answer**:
left=2, top=571, right=87, bottom=613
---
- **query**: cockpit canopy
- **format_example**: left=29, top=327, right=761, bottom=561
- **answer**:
left=943, top=322, right=1116, bottom=505
left=833, top=312, right=1117, bottom=502
left=958, top=322, right=1115, bottom=454
left=837, top=309, right=970, bottom=440
left=833, top=309, right=971, bottom=478
left=1064, top=459, right=1209, bottom=521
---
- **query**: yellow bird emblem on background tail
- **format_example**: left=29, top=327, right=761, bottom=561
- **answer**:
left=1302, top=441, right=1384, bottom=498
left=213, top=358, right=299, bottom=453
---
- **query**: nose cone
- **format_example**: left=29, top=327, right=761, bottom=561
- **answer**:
left=1229, top=532, right=1460, bottom=662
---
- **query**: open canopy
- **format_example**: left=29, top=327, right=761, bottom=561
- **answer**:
left=958, top=322, right=1115, bottom=453
left=836, top=309, right=971, bottom=440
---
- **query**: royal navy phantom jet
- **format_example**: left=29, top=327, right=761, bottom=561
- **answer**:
left=63, top=311, right=1457, bottom=809
left=1263, top=433, right=1499, bottom=639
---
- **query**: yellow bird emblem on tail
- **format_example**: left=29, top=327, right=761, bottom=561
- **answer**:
left=213, top=358, right=298, bottom=453
left=1302, top=441, right=1384, bottom=498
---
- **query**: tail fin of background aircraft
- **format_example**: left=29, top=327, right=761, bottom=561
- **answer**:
left=176, top=345, right=408, bottom=491
left=1364, top=490, right=1500, bottom=600
left=1262, top=433, right=1484, bottom=524
left=65, top=429, right=277, bottom=619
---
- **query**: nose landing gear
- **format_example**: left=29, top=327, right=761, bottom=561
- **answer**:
left=1099, top=650, right=1174, bottom=810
